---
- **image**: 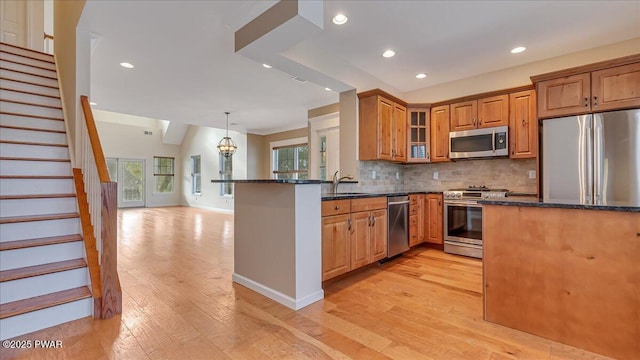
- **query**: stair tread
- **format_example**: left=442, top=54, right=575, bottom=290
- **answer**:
left=0, top=111, right=63, bottom=121
left=0, top=98, right=62, bottom=110
left=0, top=258, right=87, bottom=282
left=0, top=67, right=57, bottom=81
left=0, top=140, right=68, bottom=147
left=0, top=157, right=70, bottom=162
left=0, top=124, right=66, bottom=134
left=0, top=86, right=60, bottom=99
left=0, top=234, right=83, bottom=251
left=0, top=77, right=59, bottom=90
left=0, top=58, right=57, bottom=74
left=0, top=175, right=73, bottom=179
left=0, top=193, right=76, bottom=200
left=0, top=212, right=79, bottom=224
left=0, top=286, right=91, bottom=319
left=0, top=43, right=55, bottom=61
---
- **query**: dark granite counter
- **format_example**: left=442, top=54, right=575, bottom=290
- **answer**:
left=211, top=179, right=324, bottom=184
left=480, top=197, right=640, bottom=212
left=322, top=191, right=442, bottom=200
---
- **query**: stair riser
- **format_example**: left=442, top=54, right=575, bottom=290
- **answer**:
left=0, top=159, right=72, bottom=176
left=0, top=44, right=54, bottom=63
left=0, top=297, right=92, bottom=340
left=0, top=218, right=80, bottom=243
left=0, top=128, right=67, bottom=145
left=0, top=143, right=69, bottom=159
left=0, top=60, right=57, bottom=79
left=0, top=241, right=84, bottom=271
left=0, top=89, right=62, bottom=108
left=0, top=267, right=87, bottom=304
left=0, top=52, right=56, bottom=71
left=0, top=100, right=62, bottom=119
left=0, top=78, right=60, bottom=97
left=0, top=178, right=75, bottom=196
left=0, top=197, right=78, bottom=217
left=0, top=113, right=65, bottom=131
left=0, top=69, right=58, bottom=88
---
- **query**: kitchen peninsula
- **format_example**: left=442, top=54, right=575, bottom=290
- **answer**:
left=481, top=199, right=640, bottom=360
left=211, top=179, right=324, bottom=310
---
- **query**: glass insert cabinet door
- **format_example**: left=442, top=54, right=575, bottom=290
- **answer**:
left=407, top=107, right=431, bottom=163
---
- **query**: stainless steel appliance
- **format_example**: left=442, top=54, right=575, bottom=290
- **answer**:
left=541, top=109, right=640, bottom=205
left=387, top=195, right=409, bottom=258
left=449, top=125, right=509, bottom=160
left=443, top=186, right=508, bottom=258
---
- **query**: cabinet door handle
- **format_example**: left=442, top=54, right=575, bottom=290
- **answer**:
left=334, top=205, right=340, bottom=210
left=473, top=119, right=477, bottom=126
left=522, top=119, right=526, bottom=127
left=584, top=97, right=589, bottom=108
left=478, top=118, right=482, bottom=125
left=438, top=199, right=441, bottom=206
left=593, top=96, right=598, bottom=107
left=348, top=218, right=352, bottom=231
left=368, top=215, right=372, bottom=227
left=427, top=152, right=430, bottom=161
left=372, top=217, right=376, bottom=226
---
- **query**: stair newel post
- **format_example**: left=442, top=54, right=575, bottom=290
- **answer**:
left=100, top=181, right=121, bottom=318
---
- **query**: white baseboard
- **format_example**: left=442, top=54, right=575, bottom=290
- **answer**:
left=232, top=273, right=323, bottom=310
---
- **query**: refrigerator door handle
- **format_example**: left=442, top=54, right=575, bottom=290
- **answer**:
left=581, top=115, right=594, bottom=204
left=593, top=114, right=603, bottom=203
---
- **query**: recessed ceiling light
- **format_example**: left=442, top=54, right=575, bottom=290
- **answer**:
left=89, top=102, right=97, bottom=106
left=416, top=73, right=427, bottom=79
left=120, top=62, right=134, bottom=68
left=332, top=14, right=348, bottom=25
left=382, top=50, right=395, bottom=58
left=262, top=63, right=272, bottom=69
left=325, top=87, right=332, bottom=91
left=510, top=46, right=526, bottom=54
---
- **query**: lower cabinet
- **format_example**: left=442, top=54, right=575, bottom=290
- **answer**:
left=425, top=194, right=443, bottom=244
left=322, top=198, right=388, bottom=281
left=409, top=194, right=425, bottom=247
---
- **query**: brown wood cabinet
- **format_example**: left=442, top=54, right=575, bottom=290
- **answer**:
left=321, top=197, right=388, bottom=281
left=430, top=105, right=450, bottom=162
left=450, top=95, right=509, bottom=131
left=409, top=194, right=425, bottom=247
left=359, top=90, right=407, bottom=162
left=321, top=214, right=350, bottom=281
left=591, top=62, right=640, bottom=112
left=509, top=90, right=537, bottom=159
left=535, top=59, right=640, bottom=118
left=425, top=194, right=443, bottom=244
left=406, top=107, right=431, bottom=163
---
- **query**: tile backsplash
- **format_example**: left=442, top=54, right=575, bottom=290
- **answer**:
left=325, top=158, right=537, bottom=194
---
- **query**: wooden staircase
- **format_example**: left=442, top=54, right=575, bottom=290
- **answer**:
left=0, top=42, right=93, bottom=340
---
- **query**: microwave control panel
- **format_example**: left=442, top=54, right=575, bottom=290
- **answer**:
left=495, top=133, right=507, bottom=150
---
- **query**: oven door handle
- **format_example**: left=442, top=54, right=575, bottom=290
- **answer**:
left=444, top=201, right=483, bottom=207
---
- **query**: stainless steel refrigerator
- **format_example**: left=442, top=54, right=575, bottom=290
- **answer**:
left=541, top=109, right=640, bottom=206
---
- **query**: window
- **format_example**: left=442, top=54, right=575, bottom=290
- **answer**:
left=153, top=156, right=174, bottom=193
left=191, top=155, right=201, bottom=195
left=273, top=143, right=308, bottom=180
left=106, top=158, right=118, bottom=182
left=219, top=154, right=233, bottom=196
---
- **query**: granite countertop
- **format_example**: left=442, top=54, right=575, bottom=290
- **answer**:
left=480, top=197, right=640, bottom=212
left=322, top=191, right=442, bottom=200
left=210, top=179, right=326, bottom=184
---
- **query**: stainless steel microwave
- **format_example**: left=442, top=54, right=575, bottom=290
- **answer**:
left=449, top=125, right=509, bottom=160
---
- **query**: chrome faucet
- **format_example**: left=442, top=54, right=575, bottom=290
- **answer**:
left=332, top=170, right=354, bottom=194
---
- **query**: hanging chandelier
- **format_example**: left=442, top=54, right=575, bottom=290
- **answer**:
left=217, top=111, right=237, bottom=157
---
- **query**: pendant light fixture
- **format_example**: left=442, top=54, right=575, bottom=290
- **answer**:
left=217, top=112, right=237, bottom=157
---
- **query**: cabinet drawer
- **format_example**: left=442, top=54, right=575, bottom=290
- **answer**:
left=351, top=197, right=387, bottom=212
left=322, top=200, right=351, bottom=216
left=409, top=195, right=418, bottom=205
left=409, top=214, right=418, bottom=226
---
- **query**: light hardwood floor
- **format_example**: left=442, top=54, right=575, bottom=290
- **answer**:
left=1, top=206, right=612, bottom=360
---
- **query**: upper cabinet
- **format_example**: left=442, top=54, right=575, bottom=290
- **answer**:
left=406, top=106, right=431, bottom=163
left=533, top=56, right=640, bottom=118
left=359, top=90, right=407, bottom=162
left=430, top=105, right=450, bottom=163
left=509, top=90, right=537, bottom=159
left=450, top=95, right=509, bottom=131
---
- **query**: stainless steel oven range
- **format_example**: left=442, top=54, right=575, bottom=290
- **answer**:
left=443, top=186, right=508, bottom=259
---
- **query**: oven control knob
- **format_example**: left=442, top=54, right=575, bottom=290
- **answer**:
left=456, top=193, right=461, bottom=199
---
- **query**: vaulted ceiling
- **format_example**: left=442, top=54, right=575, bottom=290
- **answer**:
left=84, top=1, right=640, bottom=134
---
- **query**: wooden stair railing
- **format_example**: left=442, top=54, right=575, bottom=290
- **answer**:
left=77, top=95, right=121, bottom=319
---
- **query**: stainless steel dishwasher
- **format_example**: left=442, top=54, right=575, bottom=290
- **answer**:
left=387, top=195, right=410, bottom=258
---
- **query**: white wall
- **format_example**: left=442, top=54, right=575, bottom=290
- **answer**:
left=94, top=110, right=182, bottom=207
left=181, top=125, right=247, bottom=212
